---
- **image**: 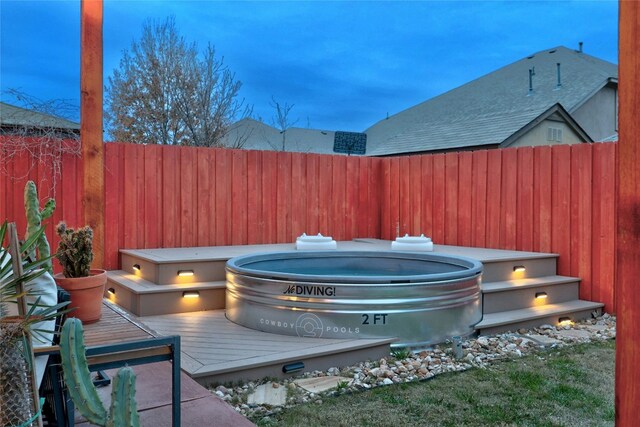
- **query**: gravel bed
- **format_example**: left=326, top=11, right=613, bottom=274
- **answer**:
left=210, top=314, right=616, bottom=421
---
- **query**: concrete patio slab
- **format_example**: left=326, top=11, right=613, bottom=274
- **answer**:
left=75, top=362, right=254, bottom=426
left=247, top=382, right=287, bottom=406
left=294, top=376, right=351, bottom=393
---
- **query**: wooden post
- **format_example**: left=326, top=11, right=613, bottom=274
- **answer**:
left=616, top=1, right=640, bottom=425
left=81, top=0, right=104, bottom=269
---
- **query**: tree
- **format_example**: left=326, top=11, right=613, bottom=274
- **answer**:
left=0, top=89, right=81, bottom=187
left=105, top=16, right=248, bottom=147
left=269, top=96, right=298, bottom=151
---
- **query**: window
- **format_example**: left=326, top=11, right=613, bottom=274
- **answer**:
left=547, top=127, right=563, bottom=142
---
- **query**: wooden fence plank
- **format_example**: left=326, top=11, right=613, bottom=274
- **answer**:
left=291, top=153, right=306, bottom=239
left=388, top=157, right=400, bottom=239
left=516, top=147, right=534, bottom=251
left=261, top=151, right=277, bottom=243
left=551, top=145, right=572, bottom=276
left=305, top=154, right=319, bottom=236
left=246, top=150, right=261, bottom=244
left=431, top=154, right=446, bottom=244
left=457, top=151, right=472, bottom=247
left=206, top=149, right=217, bottom=245
left=485, top=149, right=502, bottom=248
left=398, top=156, right=411, bottom=236
left=196, top=147, right=210, bottom=247
left=421, top=155, right=434, bottom=239
left=369, top=158, right=383, bottom=238
left=471, top=150, right=488, bottom=248
left=276, top=152, right=292, bottom=242
left=161, top=146, right=179, bottom=248
left=571, top=144, right=593, bottom=301
left=231, top=150, right=248, bottom=245
left=345, top=156, right=359, bottom=240
left=357, top=157, right=370, bottom=238
left=144, top=145, right=161, bottom=249
left=534, top=146, right=552, bottom=253
left=444, top=153, right=459, bottom=245
left=214, top=149, right=232, bottom=245
left=592, top=143, right=616, bottom=311
left=122, top=143, right=139, bottom=249
left=103, top=143, right=120, bottom=269
left=409, top=156, right=423, bottom=236
left=500, top=148, right=518, bottom=250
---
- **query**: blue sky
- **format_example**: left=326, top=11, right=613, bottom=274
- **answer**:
left=1, top=1, right=618, bottom=133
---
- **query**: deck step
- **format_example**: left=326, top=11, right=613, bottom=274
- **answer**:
left=482, top=275, right=580, bottom=314
left=106, top=270, right=226, bottom=316
left=475, top=300, right=604, bottom=336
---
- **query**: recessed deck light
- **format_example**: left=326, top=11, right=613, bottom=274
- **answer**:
left=535, top=292, right=548, bottom=299
left=178, top=270, right=194, bottom=277
left=513, top=265, right=526, bottom=272
left=107, top=288, right=116, bottom=295
left=182, top=291, right=200, bottom=298
left=133, top=264, right=141, bottom=271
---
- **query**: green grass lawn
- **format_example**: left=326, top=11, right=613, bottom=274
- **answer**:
left=254, top=340, right=614, bottom=427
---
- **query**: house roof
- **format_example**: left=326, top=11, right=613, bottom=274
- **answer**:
left=365, top=46, right=617, bottom=156
left=0, top=102, right=80, bottom=131
left=224, top=117, right=343, bottom=155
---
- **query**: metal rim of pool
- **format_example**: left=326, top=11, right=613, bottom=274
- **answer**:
left=225, top=251, right=483, bottom=347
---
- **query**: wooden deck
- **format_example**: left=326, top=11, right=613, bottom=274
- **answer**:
left=140, top=310, right=394, bottom=386
left=121, top=239, right=559, bottom=263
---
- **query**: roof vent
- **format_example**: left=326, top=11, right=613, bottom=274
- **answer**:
left=578, top=41, right=583, bottom=53
left=527, top=55, right=534, bottom=59
left=528, top=68, right=534, bottom=96
left=555, top=63, right=562, bottom=89
left=549, top=49, right=557, bottom=54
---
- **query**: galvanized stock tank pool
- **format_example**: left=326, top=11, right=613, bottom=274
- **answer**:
left=225, top=251, right=483, bottom=347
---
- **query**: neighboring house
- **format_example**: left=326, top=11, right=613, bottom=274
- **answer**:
left=221, top=117, right=367, bottom=156
left=0, top=102, right=80, bottom=138
left=365, top=46, right=617, bottom=156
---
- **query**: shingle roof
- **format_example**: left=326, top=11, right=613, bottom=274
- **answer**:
left=365, top=46, right=617, bottom=156
left=0, top=102, right=80, bottom=130
left=224, top=117, right=344, bottom=155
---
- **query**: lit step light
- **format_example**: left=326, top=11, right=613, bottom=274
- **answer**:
left=107, top=287, right=116, bottom=295
left=535, top=292, right=548, bottom=299
left=182, top=291, right=200, bottom=298
left=133, top=264, right=141, bottom=271
left=178, top=270, right=194, bottom=277
left=558, top=316, right=572, bottom=326
left=513, top=265, right=526, bottom=272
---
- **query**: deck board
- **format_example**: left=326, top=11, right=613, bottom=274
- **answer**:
left=141, top=310, right=394, bottom=382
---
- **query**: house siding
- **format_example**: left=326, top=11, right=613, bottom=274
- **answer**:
left=572, top=85, right=617, bottom=141
left=509, top=118, right=585, bottom=148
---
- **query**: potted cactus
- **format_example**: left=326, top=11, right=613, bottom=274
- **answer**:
left=54, top=222, right=106, bottom=323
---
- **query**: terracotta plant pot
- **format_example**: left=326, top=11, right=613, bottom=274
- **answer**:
left=54, top=269, right=106, bottom=324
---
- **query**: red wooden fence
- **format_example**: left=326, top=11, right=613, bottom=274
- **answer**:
left=0, top=139, right=617, bottom=311
left=379, top=143, right=617, bottom=312
left=102, top=143, right=384, bottom=270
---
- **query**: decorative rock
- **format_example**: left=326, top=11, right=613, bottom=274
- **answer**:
left=382, top=378, right=393, bottom=385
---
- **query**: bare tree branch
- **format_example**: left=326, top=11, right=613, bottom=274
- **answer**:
left=105, top=16, right=248, bottom=147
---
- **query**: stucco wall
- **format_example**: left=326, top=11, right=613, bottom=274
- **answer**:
left=572, top=85, right=617, bottom=141
left=509, top=118, right=584, bottom=148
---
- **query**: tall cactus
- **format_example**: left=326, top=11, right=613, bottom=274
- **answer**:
left=59, top=318, right=140, bottom=427
left=24, top=181, right=55, bottom=272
